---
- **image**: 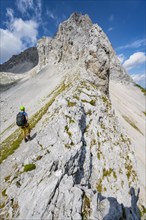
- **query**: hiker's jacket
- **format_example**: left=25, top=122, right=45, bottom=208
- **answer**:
left=20, top=111, right=28, bottom=121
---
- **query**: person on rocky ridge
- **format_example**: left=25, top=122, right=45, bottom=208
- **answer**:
left=16, top=106, right=31, bottom=142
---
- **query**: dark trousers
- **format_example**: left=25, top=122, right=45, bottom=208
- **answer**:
left=21, top=123, right=31, bottom=139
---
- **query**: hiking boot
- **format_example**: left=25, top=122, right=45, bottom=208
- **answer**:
left=24, top=137, right=28, bottom=142
left=27, top=135, right=31, bottom=140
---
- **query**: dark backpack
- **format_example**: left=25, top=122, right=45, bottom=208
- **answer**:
left=16, top=112, right=27, bottom=126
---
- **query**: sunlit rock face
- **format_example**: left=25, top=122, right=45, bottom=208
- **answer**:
left=0, top=13, right=143, bottom=220
left=37, top=13, right=133, bottom=93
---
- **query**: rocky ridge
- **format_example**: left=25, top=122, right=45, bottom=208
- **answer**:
left=37, top=13, right=133, bottom=87
left=0, top=71, right=141, bottom=219
left=0, top=13, right=144, bottom=219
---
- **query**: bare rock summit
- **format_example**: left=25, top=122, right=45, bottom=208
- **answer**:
left=37, top=13, right=133, bottom=88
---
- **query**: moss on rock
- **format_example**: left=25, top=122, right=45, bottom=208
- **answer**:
left=23, top=164, right=36, bottom=172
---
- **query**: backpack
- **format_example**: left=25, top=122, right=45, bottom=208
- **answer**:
left=16, top=112, right=27, bottom=126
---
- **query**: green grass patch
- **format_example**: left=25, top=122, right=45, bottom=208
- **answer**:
left=139, top=204, right=146, bottom=217
left=103, top=168, right=113, bottom=177
left=91, top=139, right=96, bottom=146
left=30, top=82, right=68, bottom=129
left=36, top=155, right=43, bottom=161
left=65, top=115, right=75, bottom=123
left=97, top=141, right=102, bottom=160
left=23, top=164, right=36, bottom=172
left=0, top=82, right=69, bottom=164
left=12, top=201, right=19, bottom=218
left=82, top=194, right=90, bottom=220
left=122, top=115, right=143, bottom=135
left=89, top=100, right=96, bottom=106
left=100, top=122, right=106, bottom=130
left=102, top=96, right=108, bottom=103
left=97, top=152, right=100, bottom=160
left=113, top=171, right=117, bottom=179
left=125, top=160, right=137, bottom=181
left=65, top=144, right=71, bottom=149
left=81, top=99, right=89, bottom=103
left=81, top=99, right=96, bottom=106
left=86, top=110, right=92, bottom=115
left=96, top=168, right=118, bottom=193
left=2, top=189, right=7, bottom=197
left=0, top=130, right=22, bottom=164
left=84, top=124, right=89, bottom=133
left=120, top=133, right=126, bottom=143
left=0, top=202, right=5, bottom=209
left=102, top=96, right=111, bottom=110
left=65, top=125, right=72, bottom=137
left=135, top=84, right=146, bottom=96
left=4, top=175, right=11, bottom=182
left=96, top=179, right=102, bottom=193
left=104, top=187, right=107, bottom=192
left=73, top=94, right=80, bottom=100
left=67, top=101, right=76, bottom=107
left=65, top=142, right=74, bottom=149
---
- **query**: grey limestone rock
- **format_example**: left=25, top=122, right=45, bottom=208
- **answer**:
left=0, top=73, right=141, bottom=219
left=0, top=13, right=142, bottom=220
left=37, top=12, right=133, bottom=88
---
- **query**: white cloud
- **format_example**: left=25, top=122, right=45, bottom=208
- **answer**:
left=6, top=8, right=14, bottom=21
left=33, top=0, right=42, bottom=22
left=0, top=7, right=39, bottom=63
left=117, top=54, right=125, bottom=63
left=46, top=10, right=57, bottom=20
left=46, top=10, right=67, bottom=28
left=0, top=29, right=24, bottom=63
left=12, top=18, right=38, bottom=43
left=16, top=0, right=42, bottom=21
left=117, top=39, right=146, bottom=50
left=131, top=73, right=146, bottom=82
left=108, top=27, right=114, bottom=32
left=123, top=52, right=146, bottom=70
left=16, top=0, right=34, bottom=14
left=109, top=15, right=114, bottom=22
left=130, top=73, right=146, bottom=88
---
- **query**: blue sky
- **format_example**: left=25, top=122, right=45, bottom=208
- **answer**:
left=0, top=0, right=146, bottom=87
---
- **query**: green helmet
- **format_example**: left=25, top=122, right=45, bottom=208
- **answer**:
left=20, top=106, right=25, bottom=111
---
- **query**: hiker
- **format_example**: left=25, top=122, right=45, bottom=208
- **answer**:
left=16, top=106, right=31, bottom=142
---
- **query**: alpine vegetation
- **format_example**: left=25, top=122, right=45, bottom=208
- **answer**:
left=0, top=13, right=145, bottom=219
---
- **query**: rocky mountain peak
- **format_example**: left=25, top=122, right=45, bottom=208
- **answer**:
left=0, top=13, right=144, bottom=220
left=59, top=12, right=93, bottom=32
left=37, top=13, right=133, bottom=94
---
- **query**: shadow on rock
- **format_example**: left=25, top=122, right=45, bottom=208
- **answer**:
left=74, top=105, right=87, bottom=185
left=31, top=132, right=37, bottom=140
left=97, top=187, right=141, bottom=220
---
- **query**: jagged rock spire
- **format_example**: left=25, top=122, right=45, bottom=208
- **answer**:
left=37, top=13, right=133, bottom=94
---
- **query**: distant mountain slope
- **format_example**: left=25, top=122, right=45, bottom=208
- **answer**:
left=110, top=80, right=146, bottom=207
left=0, top=47, right=38, bottom=73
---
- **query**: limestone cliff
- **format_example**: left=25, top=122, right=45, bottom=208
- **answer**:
left=0, top=13, right=144, bottom=219
left=37, top=13, right=133, bottom=87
